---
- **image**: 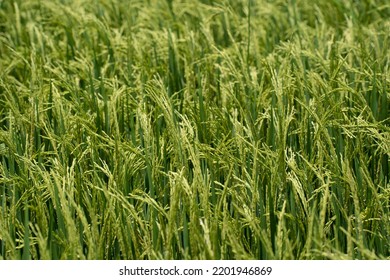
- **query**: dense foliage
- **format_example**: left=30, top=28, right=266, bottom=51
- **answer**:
left=0, top=0, right=389, bottom=259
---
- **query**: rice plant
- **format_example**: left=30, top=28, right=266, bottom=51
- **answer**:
left=0, top=0, right=389, bottom=260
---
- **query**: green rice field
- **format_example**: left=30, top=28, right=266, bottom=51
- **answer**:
left=0, top=0, right=389, bottom=259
